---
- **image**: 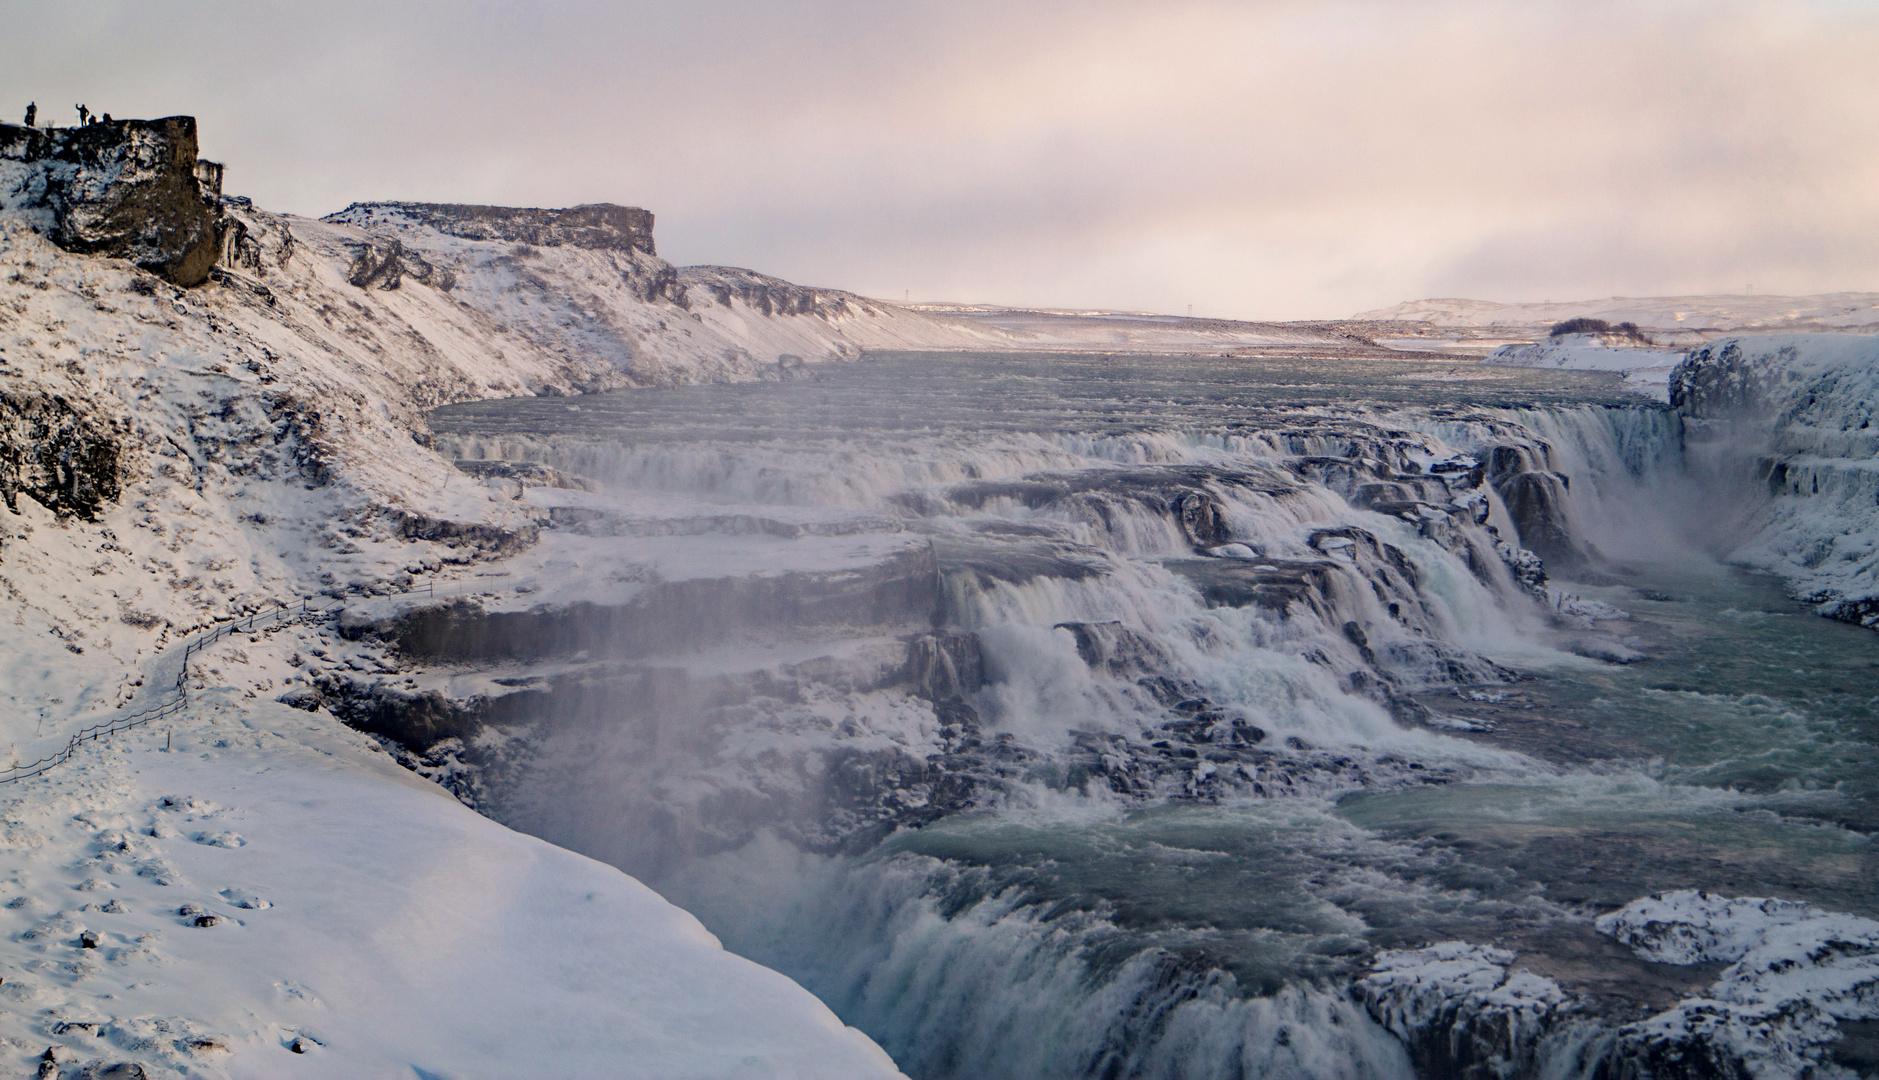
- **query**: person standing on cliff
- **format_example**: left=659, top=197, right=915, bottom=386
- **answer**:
left=23, top=103, right=34, bottom=127
left=76, top=105, right=90, bottom=125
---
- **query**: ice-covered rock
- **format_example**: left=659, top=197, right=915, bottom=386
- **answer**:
left=1674, top=334, right=1879, bottom=627
left=1599, top=890, right=1879, bottom=1078
left=1356, top=942, right=1584, bottom=1080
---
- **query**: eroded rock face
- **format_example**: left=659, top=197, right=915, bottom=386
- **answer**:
left=344, top=237, right=454, bottom=292
left=0, top=117, right=222, bottom=286
left=678, top=265, right=887, bottom=322
left=0, top=391, right=125, bottom=520
left=324, top=202, right=656, bottom=255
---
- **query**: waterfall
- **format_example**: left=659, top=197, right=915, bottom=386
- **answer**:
left=411, top=344, right=1879, bottom=1078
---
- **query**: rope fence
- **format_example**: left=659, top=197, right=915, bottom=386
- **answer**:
left=0, top=576, right=449, bottom=786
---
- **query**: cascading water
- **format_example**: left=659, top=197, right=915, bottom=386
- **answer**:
left=402, top=351, right=1878, bottom=1079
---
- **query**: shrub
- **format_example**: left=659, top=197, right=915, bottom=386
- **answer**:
left=1549, top=317, right=1650, bottom=343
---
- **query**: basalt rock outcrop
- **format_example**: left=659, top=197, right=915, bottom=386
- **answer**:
left=678, top=265, right=891, bottom=321
left=324, top=201, right=657, bottom=255
left=0, top=117, right=223, bottom=286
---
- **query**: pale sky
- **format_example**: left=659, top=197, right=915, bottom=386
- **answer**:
left=5, top=0, right=1877, bottom=319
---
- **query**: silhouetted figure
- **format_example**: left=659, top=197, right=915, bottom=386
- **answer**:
left=101, top=113, right=111, bottom=123
left=22, top=102, right=34, bottom=127
left=75, top=104, right=89, bottom=125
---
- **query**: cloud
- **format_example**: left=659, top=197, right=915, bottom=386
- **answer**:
left=5, top=0, right=1876, bottom=317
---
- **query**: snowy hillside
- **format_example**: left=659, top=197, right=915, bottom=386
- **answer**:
left=1360, top=292, right=1879, bottom=333
left=319, top=201, right=1008, bottom=382
left=0, top=190, right=916, bottom=1074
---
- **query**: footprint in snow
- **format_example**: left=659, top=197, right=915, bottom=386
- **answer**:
left=191, top=831, right=244, bottom=849
left=157, top=795, right=224, bottom=814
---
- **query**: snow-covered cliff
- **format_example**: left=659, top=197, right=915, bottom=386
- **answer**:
left=1673, top=334, right=1879, bottom=626
left=0, top=173, right=945, bottom=1073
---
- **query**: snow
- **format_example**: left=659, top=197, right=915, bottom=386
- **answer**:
left=1354, top=942, right=1577, bottom=1079
left=0, top=194, right=949, bottom=1075
left=1359, top=890, right=1879, bottom=1080
left=1597, top=890, right=1879, bottom=1079
left=1675, top=334, right=1879, bottom=623
left=1483, top=335, right=1687, bottom=401
left=0, top=673, right=902, bottom=1079
left=1359, top=293, right=1879, bottom=333
left=1358, top=941, right=1572, bottom=1029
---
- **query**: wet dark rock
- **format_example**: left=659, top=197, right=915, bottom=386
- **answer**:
left=1671, top=340, right=1774, bottom=419
left=452, top=459, right=593, bottom=492
left=322, top=681, right=479, bottom=747
left=1496, top=469, right=1587, bottom=575
left=1054, top=621, right=1172, bottom=676
left=903, top=632, right=985, bottom=701
left=941, top=464, right=1291, bottom=554
left=1, top=116, right=223, bottom=285
left=934, top=536, right=1108, bottom=588
left=364, top=545, right=941, bottom=662
left=681, top=265, right=885, bottom=324
left=1162, top=557, right=1338, bottom=612
left=385, top=509, right=538, bottom=559
left=1174, top=490, right=1230, bottom=548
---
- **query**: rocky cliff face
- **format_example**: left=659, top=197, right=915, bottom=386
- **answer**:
left=1673, top=335, right=1879, bottom=626
left=679, top=265, right=893, bottom=320
left=0, top=117, right=223, bottom=286
left=325, top=201, right=656, bottom=255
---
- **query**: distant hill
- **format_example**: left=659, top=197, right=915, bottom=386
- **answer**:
left=1358, top=293, right=1879, bottom=333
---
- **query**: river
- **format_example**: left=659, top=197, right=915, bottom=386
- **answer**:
left=428, top=351, right=1877, bottom=1078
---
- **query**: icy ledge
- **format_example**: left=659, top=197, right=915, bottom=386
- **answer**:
left=1358, top=891, right=1879, bottom=1079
